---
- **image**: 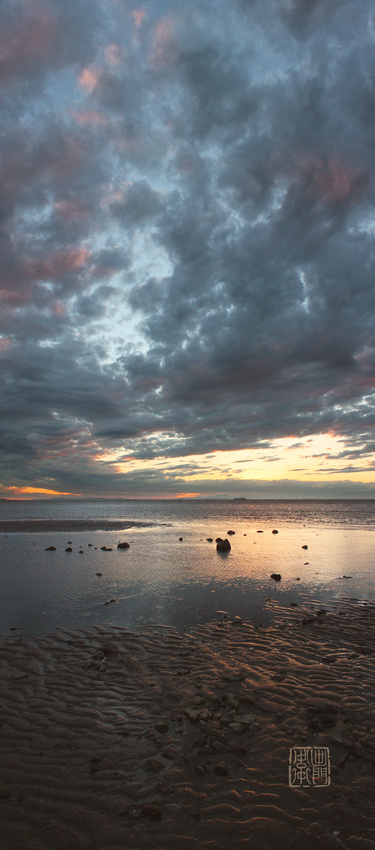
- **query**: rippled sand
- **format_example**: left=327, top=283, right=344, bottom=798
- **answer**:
left=0, top=601, right=374, bottom=849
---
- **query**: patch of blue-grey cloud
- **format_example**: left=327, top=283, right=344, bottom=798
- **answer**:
left=1, top=0, right=375, bottom=496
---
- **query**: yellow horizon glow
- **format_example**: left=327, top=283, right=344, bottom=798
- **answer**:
left=1, top=486, right=83, bottom=498
left=104, top=432, right=375, bottom=484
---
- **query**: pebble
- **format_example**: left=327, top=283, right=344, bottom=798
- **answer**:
left=270, top=573, right=281, bottom=581
left=214, top=762, right=228, bottom=775
left=155, top=721, right=169, bottom=733
left=45, top=546, right=56, bottom=551
left=141, top=804, right=162, bottom=819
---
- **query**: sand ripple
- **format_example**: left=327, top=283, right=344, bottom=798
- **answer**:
left=0, top=601, right=374, bottom=848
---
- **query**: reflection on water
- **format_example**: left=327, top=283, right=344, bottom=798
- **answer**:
left=0, top=499, right=374, bottom=635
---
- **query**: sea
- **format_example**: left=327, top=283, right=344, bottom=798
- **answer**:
left=0, top=498, right=374, bottom=636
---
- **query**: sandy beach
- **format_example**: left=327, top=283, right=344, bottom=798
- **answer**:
left=0, top=600, right=374, bottom=850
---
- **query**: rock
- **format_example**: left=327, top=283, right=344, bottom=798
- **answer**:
left=192, top=696, right=204, bottom=706
left=296, top=577, right=300, bottom=580
left=104, top=599, right=116, bottom=605
left=198, top=710, right=213, bottom=721
left=100, top=546, right=113, bottom=551
left=257, top=530, right=264, bottom=533
left=79, top=550, right=84, bottom=554
left=302, top=544, right=308, bottom=549
left=270, top=573, right=281, bottom=581
left=178, top=537, right=183, bottom=541
left=206, top=537, right=213, bottom=542
left=227, top=529, right=235, bottom=535
left=65, top=547, right=72, bottom=552
left=290, top=602, right=298, bottom=607
left=141, top=804, right=162, bottom=820
left=144, top=758, right=163, bottom=772
left=117, top=542, right=130, bottom=549
left=216, top=538, right=231, bottom=552
left=155, top=721, right=169, bottom=733
left=228, top=722, right=243, bottom=732
left=184, top=708, right=200, bottom=722
left=96, top=572, right=102, bottom=576
left=236, top=713, right=254, bottom=726
left=272, top=529, right=279, bottom=534
left=214, top=762, right=228, bottom=775
left=45, top=546, right=56, bottom=551
left=232, top=615, right=242, bottom=625
left=194, top=765, right=206, bottom=776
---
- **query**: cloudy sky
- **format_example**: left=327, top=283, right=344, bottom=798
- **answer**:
left=1, top=0, right=375, bottom=499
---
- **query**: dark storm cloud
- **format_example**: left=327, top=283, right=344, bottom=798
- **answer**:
left=1, top=0, right=375, bottom=495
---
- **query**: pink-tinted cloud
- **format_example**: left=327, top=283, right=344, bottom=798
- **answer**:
left=150, top=17, right=177, bottom=69
left=132, top=9, right=146, bottom=27
left=0, top=337, right=12, bottom=353
left=78, top=65, right=101, bottom=94
left=0, top=0, right=57, bottom=87
left=54, top=199, right=90, bottom=221
left=27, top=247, right=90, bottom=281
left=105, top=44, right=126, bottom=65
left=71, top=109, right=108, bottom=127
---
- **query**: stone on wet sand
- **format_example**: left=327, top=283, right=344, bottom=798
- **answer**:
left=270, top=573, right=281, bottom=581
left=216, top=538, right=231, bottom=552
left=117, top=541, right=130, bottom=549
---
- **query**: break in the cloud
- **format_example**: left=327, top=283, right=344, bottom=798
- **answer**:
left=1, top=0, right=375, bottom=498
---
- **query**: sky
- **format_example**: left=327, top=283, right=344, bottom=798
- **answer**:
left=1, top=0, right=375, bottom=499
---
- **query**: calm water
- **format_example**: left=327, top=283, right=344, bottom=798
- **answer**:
left=0, top=499, right=374, bottom=636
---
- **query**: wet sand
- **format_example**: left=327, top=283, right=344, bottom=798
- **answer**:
left=0, top=601, right=374, bottom=849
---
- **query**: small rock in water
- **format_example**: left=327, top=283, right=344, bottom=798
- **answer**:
left=117, top=541, right=130, bottom=549
left=206, top=537, right=213, bottom=542
left=296, top=577, right=301, bottom=581
left=178, top=537, right=183, bottom=541
left=100, top=546, right=113, bottom=551
left=272, top=529, right=279, bottom=534
left=65, top=547, right=72, bottom=553
left=96, top=572, right=102, bottom=576
left=270, top=573, right=281, bottom=581
left=257, top=530, right=264, bottom=533
left=104, top=599, right=116, bottom=605
left=79, top=550, right=84, bottom=554
left=227, top=529, right=235, bottom=535
left=45, top=546, right=56, bottom=551
left=302, top=545, right=308, bottom=550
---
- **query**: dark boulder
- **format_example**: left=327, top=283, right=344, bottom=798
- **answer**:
left=227, top=530, right=235, bottom=536
left=216, top=538, right=231, bottom=552
left=65, top=547, right=72, bottom=553
left=270, top=573, right=281, bottom=581
left=117, top=541, right=130, bottom=549
left=272, top=530, right=279, bottom=534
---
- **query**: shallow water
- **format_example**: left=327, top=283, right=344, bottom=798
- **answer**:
left=0, top=498, right=374, bottom=635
